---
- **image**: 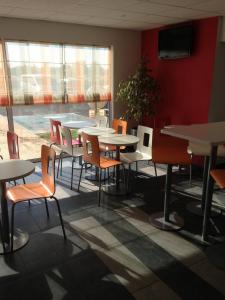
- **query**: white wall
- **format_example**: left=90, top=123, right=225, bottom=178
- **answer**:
left=0, top=17, right=141, bottom=120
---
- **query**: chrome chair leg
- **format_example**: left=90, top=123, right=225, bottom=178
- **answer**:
left=44, top=198, right=50, bottom=218
left=77, top=163, right=84, bottom=192
left=154, top=162, right=157, bottom=177
left=71, top=157, right=75, bottom=190
left=98, top=168, right=102, bottom=207
left=10, top=203, right=15, bottom=252
left=57, top=152, right=62, bottom=178
left=51, top=196, right=67, bottom=240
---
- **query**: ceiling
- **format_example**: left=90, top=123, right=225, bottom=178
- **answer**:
left=0, top=0, right=224, bottom=30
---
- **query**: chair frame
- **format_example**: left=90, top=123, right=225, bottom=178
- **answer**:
left=57, top=125, right=83, bottom=190
left=121, top=125, right=157, bottom=188
left=50, top=119, right=61, bottom=147
left=8, top=145, right=66, bottom=252
left=7, top=131, right=19, bottom=160
left=78, top=133, right=121, bottom=206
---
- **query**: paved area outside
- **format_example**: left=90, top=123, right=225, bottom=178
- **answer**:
left=0, top=112, right=91, bottom=160
left=0, top=114, right=50, bottom=160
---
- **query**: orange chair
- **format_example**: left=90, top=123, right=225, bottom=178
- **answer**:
left=211, top=169, right=225, bottom=189
left=6, top=145, right=66, bottom=251
left=50, top=119, right=61, bottom=147
left=78, top=133, right=121, bottom=206
left=7, top=131, right=19, bottom=159
left=99, top=119, right=127, bottom=153
left=50, top=119, right=80, bottom=147
left=7, top=131, right=27, bottom=188
left=149, top=128, right=192, bottom=231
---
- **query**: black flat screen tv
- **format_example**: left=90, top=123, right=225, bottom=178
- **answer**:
left=158, top=25, right=193, bottom=59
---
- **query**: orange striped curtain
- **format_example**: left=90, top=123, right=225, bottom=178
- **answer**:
left=5, top=42, right=64, bottom=105
left=2, top=42, right=111, bottom=106
left=64, top=46, right=111, bottom=104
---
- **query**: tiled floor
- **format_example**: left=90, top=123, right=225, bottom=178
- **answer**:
left=1, top=159, right=225, bottom=299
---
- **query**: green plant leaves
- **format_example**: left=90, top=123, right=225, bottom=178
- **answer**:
left=116, top=59, right=160, bottom=122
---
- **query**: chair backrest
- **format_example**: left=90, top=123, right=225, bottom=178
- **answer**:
left=152, top=128, right=191, bottom=165
left=41, top=145, right=56, bottom=196
left=95, top=116, right=108, bottom=128
left=82, top=132, right=100, bottom=167
left=136, top=125, right=153, bottom=156
left=7, top=131, right=19, bottom=159
left=50, top=119, right=61, bottom=145
left=112, top=119, right=127, bottom=134
left=59, top=125, right=73, bottom=154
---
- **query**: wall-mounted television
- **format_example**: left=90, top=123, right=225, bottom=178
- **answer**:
left=158, top=25, right=193, bottom=59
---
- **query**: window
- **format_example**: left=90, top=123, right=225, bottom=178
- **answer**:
left=6, top=42, right=64, bottom=105
left=0, top=40, right=112, bottom=160
left=64, top=45, right=111, bottom=103
left=5, top=41, right=111, bottom=105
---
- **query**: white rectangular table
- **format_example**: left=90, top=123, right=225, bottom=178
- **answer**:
left=161, top=121, right=225, bottom=241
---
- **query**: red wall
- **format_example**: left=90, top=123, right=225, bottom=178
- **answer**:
left=142, top=17, right=219, bottom=128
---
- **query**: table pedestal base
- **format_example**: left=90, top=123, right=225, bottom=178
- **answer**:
left=0, top=230, right=29, bottom=254
left=85, top=168, right=109, bottom=182
left=149, top=211, right=184, bottom=231
left=186, top=201, right=221, bottom=217
left=103, top=183, right=127, bottom=196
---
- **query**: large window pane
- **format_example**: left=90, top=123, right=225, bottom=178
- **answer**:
left=6, top=42, right=64, bottom=105
left=64, top=45, right=111, bottom=103
left=1, top=41, right=112, bottom=160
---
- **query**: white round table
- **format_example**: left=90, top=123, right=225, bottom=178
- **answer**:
left=78, top=127, right=115, bottom=136
left=0, top=160, right=35, bottom=253
left=63, top=119, right=97, bottom=129
left=98, top=134, right=139, bottom=195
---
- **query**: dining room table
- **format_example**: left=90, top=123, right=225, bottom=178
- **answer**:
left=77, top=126, right=115, bottom=136
left=161, top=121, right=225, bottom=242
left=0, top=159, right=35, bottom=253
left=98, top=134, right=139, bottom=195
left=62, top=118, right=97, bottom=129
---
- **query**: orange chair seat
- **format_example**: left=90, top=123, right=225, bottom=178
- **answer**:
left=210, top=169, right=225, bottom=189
left=100, top=156, right=121, bottom=169
left=7, top=181, right=53, bottom=203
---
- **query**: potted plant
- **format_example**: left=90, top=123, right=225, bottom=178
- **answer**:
left=116, top=59, right=160, bottom=134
